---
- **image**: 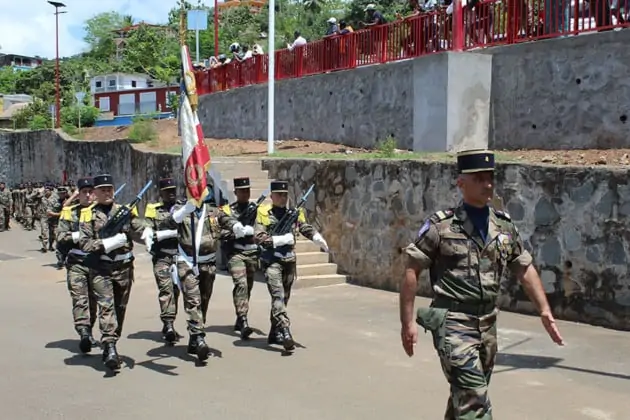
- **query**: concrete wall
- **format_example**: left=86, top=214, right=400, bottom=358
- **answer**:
left=262, top=158, right=630, bottom=331
left=0, top=129, right=183, bottom=210
left=198, top=30, right=630, bottom=151
left=487, top=30, right=630, bottom=150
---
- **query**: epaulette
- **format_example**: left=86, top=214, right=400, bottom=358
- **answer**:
left=144, top=202, right=162, bottom=219
left=494, top=209, right=511, bottom=221
left=257, top=203, right=272, bottom=214
left=429, top=209, right=454, bottom=223
left=146, top=202, right=163, bottom=209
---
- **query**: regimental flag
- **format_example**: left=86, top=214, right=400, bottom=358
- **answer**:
left=179, top=19, right=211, bottom=207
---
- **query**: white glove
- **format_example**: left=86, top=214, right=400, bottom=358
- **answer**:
left=233, top=222, right=247, bottom=239
left=141, top=227, right=154, bottom=253
left=312, top=232, right=329, bottom=253
left=243, top=225, right=254, bottom=236
left=172, top=201, right=197, bottom=223
left=102, top=233, right=127, bottom=253
left=156, top=229, right=178, bottom=241
left=272, top=233, right=294, bottom=247
left=71, top=231, right=81, bottom=243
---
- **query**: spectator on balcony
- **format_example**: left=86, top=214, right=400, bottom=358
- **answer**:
left=338, top=20, right=355, bottom=34
left=252, top=43, right=264, bottom=55
left=326, top=17, right=340, bottom=36
left=287, top=31, right=307, bottom=51
left=230, top=42, right=244, bottom=60
left=364, top=3, right=388, bottom=26
left=544, top=0, right=569, bottom=35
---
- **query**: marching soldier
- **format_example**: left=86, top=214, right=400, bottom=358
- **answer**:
left=220, top=177, right=260, bottom=339
left=39, top=184, right=56, bottom=252
left=24, top=182, right=41, bottom=231
left=0, top=181, right=11, bottom=231
left=142, top=178, right=182, bottom=344
left=46, top=186, right=68, bottom=267
left=170, top=187, right=236, bottom=362
left=254, top=180, right=329, bottom=352
left=399, top=149, right=564, bottom=419
left=78, top=174, right=147, bottom=371
left=56, top=177, right=98, bottom=353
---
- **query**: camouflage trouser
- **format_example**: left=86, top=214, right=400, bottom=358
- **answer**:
left=24, top=206, right=35, bottom=229
left=39, top=217, right=49, bottom=248
left=430, top=309, right=498, bottom=420
left=92, top=263, right=134, bottom=344
left=227, top=252, right=257, bottom=317
left=3, top=207, right=9, bottom=229
left=176, top=261, right=216, bottom=336
left=263, top=260, right=296, bottom=329
left=0, top=205, right=6, bottom=231
left=66, top=263, right=97, bottom=334
left=152, top=255, right=180, bottom=322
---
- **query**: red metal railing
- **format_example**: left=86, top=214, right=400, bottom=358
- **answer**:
left=194, top=0, right=630, bottom=95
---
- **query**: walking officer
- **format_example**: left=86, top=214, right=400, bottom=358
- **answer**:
left=78, top=174, right=147, bottom=371
left=220, top=177, right=260, bottom=340
left=142, top=178, right=182, bottom=344
left=56, top=177, right=98, bottom=353
left=399, top=149, right=564, bottom=419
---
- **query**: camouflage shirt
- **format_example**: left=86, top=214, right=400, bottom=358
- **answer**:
left=78, top=203, right=146, bottom=264
left=172, top=202, right=231, bottom=258
left=145, top=201, right=179, bottom=257
left=0, top=189, right=11, bottom=208
left=44, top=195, right=63, bottom=222
left=404, top=204, right=533, bottom=304
left=220, top=201, right=259, bottom=257
left=57, top=203, right=90, bottom=264
left=254, top=204, right=316, bottom=262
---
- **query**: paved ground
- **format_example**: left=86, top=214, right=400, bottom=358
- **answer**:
left=0, top=226, right=628, bottom=420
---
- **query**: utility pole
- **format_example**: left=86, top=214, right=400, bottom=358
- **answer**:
left=48, top=1, right=67, bottom=129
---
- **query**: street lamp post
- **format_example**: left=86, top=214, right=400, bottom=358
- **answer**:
left=48, top=1, right=66, bottom=129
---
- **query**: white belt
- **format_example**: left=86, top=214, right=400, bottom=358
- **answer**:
left=100, top=252, right=133, bottom=262
left=235, top=243, right=258, bottom=251
left=177, top=244, right=215, bottom=265
left=69, top=249, right=87, bottom=256
left=274, top=251, right=295, bottom=259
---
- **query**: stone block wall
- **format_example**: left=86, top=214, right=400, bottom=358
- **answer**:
left=262, top=158, right=630, bottom=330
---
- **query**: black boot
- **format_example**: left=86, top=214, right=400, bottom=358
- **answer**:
left=239, top=316, right=253, bottom=340
left=78, top=327, right=92, bottom=353
left=162, top=321, right=177, bottom=343
left=187, top=334, right=210, bottom=362
left=280, top=327, right=295, bottom=351
left=102, top=342, right=121, bottom=370
left=88, top=329, right=99, bottom=348
left=234, top=317, right=243, bottom=332
left=267, top=325, right=283, bottom=345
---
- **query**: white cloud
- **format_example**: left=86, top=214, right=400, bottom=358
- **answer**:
left=0, top=0, right=189, bottom=58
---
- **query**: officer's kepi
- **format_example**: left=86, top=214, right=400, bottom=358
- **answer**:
left=457, top=150, right=495, bottom=174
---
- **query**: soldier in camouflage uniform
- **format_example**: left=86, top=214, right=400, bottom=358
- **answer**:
left=254, top=180, right=329, bottom=352
left=220, top=177, right=260, bottom=340
left=56, top=177, right=98, bottom=353
left=24, top=182, right=41, bottom=231
left=170, top=188, right=235, bottom=362
left=46, top=186, right=68, bottom=266
left=0, top=182, right=12, bottom=231
left=142, top=178, right=182, bottom=344
left=78, top=174, right=147, bottom=371
left=399, top=150, right=564, bottom=420
left=38, top=184, right=57, bottom=251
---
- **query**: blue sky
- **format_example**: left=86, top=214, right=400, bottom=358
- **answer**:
left=0, top=0, right=213, bottom=59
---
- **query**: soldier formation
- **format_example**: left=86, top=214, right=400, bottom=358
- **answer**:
left=3, top=149, right=566, bottom=419
left=2, top=173, right=328, bottom=372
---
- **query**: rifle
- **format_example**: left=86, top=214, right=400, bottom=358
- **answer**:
left=238, top=189, right=269, bottom=227
left=98, top=180, right=153, bottom=239
left=270, top=184, right=315, bottom=236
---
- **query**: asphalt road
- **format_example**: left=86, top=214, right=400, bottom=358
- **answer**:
left=0, top=226, right=628, bottom=420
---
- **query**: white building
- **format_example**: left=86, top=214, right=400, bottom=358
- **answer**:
left=89, top=73, right=154, bottom=95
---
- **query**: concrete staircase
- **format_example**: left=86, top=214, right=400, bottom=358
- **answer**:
left=210, top=157, right=347, bottom=289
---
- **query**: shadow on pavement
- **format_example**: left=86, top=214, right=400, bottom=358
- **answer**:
left=496, top=352, right=630, bottom=381
left=45, top=338, right=135, bottom=378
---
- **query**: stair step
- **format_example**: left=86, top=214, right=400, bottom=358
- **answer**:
left=294, top=274, right=347, bottom=289
left=295, top=251, right=330, bottom=264
left=296, top=263, right=339, bottom=276
left=295, top=240, right=321, bottom=253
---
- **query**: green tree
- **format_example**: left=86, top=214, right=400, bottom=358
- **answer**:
left=122, top=25, right=180, bottom=84
left=0, top=67, right=18, bottom=94
left=83, top=12, right=129, bottom=61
